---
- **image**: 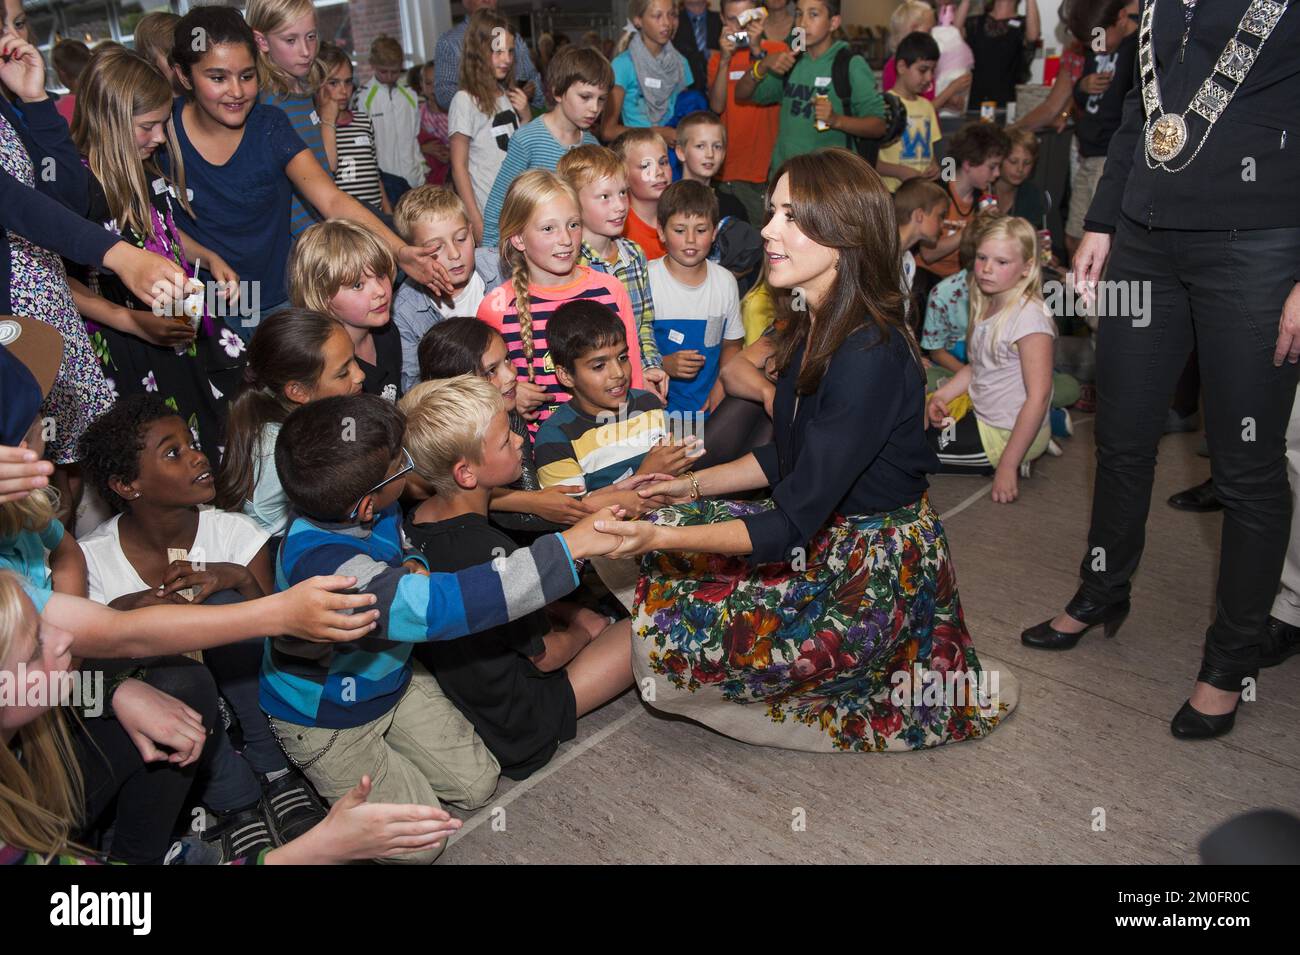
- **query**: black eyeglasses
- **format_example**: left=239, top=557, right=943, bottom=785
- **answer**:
left=347, top=447, right=415, bottom=520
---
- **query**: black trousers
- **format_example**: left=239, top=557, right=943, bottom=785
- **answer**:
left=1077, top=214, right=1300, bottom=673
left=75, top=656, right=218, bottom=865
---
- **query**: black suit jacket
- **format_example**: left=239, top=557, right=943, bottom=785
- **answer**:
left=1084, top=0, right=1300, bottom=248
left=673, top=7, right=722, bottom=93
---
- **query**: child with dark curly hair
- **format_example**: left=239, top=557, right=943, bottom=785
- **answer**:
left=77, top=394, right=328, bottom=859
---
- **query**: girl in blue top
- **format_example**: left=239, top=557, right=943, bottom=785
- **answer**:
left=247, top=0, right=334, bottom=237
left=603, top=0, right=694, bottom=148
left=164, top=6, right=449, bottom=339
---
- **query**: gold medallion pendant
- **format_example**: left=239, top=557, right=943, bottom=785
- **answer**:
left=1146, top=113, right=1188, bottom=163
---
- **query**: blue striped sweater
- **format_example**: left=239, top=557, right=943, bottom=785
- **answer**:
left=260, top=503, right=578, bottom=728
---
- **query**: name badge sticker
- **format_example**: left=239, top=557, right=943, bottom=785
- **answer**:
left=668, top=329, right=686, bottom=345
left=310, top=110, right=320, bottom=124
left=729, top=70, right=746, bottom=81
left=644, top=76, right=663, bottom=89
left=355, top=134, right=371, bottom=146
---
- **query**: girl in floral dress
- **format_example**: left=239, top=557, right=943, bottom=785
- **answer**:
left=68, top=48, right=248, bottom=454
left=597, top=149, right=1017, bottom=753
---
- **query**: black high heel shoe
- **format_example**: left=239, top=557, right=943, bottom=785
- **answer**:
left=1169, top=662, right=1257, bottom=740
left=1020, top=593, right=1131, bottom=650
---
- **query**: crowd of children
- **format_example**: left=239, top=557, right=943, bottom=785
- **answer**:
left=0, top=0, right=1121, bottom=866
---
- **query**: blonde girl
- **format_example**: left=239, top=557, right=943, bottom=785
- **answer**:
left=289, top=219, right=403, bottom=400
left=69, top=47, right=247, bottom=455
left=0, top=572, right=461, bottom=864
left=927, top=215, right=1054, bottom=502
left=246, top=0, right=333, bottom=237
left=448, top=9, right=530, bottom=243
left=475, top=169, right=642, bottom=428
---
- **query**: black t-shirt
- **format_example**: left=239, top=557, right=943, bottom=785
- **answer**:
left=358, top=319, right=404, bottom=402
left=406, top=512, right=576, bottom=779
left=966, top=14, right=1030, bottom=106
left=1072, top=33, right=1138, bottom=158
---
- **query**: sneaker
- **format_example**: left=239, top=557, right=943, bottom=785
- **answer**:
left=262, top=772, right=329, bottom=845
left=202, top=806, right=274, bottom=862
left=1050, top=407, right=1074, bottom=438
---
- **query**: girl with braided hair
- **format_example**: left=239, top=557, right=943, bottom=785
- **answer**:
left=476, top=169, right=642, bottom=429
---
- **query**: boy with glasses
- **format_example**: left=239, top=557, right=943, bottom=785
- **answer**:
left=261, top=393, right=624, bottom=862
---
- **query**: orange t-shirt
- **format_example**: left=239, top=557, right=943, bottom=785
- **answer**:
left=624, top=208, right=666, bottom=260
left=924, top=181, right=981, bottom=279
left=706, top=41, right=788, bottom=185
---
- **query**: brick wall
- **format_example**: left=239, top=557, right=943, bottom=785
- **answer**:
left=350, top=0, right=405, bottom=84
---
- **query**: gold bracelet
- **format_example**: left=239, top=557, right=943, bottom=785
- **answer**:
left=685, top=470, right=701, bottom=501
left=751, top=60, right=765, bottom=81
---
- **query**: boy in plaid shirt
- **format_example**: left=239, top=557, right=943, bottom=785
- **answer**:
left=559, top=145, right=668, bottom=405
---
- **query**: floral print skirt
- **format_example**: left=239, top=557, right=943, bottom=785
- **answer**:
left=88, top=320, right=246, bottom=456
left=631, top=495, right=1016, bottom=752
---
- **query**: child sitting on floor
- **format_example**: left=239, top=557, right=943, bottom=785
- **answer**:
left=534, top=300, right=696, bottom=514
left=398, top=375, right=635, bottom=779
left=925, top=216, right=1054, bottom=503
left=78, top=395, right=328, bottom=858
left=261, top=392, right=625, bottom=862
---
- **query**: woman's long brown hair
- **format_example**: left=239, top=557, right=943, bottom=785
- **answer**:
left=767, top=148, right=923, bottom=395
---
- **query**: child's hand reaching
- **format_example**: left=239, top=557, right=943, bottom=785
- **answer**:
left=559, top=505, right=629, bottom=559
left=528, top=485, right=596, bottom=525
left=591, top=517, right=663, bottom=560
left=639, top=436, right=700, bottom=477
left=276, top=576, right=381, bottom=642
left=268, top=775, right=463, bottom=864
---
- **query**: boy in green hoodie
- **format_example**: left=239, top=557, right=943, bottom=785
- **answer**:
left=734, top=0, right=886, bottom=174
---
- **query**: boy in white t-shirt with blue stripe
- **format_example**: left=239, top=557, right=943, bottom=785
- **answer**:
left=647, top=180, right=744, bottom=419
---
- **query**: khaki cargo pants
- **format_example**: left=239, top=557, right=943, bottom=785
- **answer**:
left=270, top=661, right=500, bottom=864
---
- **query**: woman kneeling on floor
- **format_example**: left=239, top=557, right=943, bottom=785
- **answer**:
left=597, top=148, right=1017, bottom=752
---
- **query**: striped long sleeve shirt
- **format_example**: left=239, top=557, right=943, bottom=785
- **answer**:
left=260, top=503, right=579, bottom=728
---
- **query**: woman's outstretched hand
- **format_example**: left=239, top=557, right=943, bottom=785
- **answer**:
left=636, top=475, right=694, bottom=506
left=593, top=518, right=662, bottom=559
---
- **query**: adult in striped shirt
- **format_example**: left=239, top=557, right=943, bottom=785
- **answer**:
left=478, top=170, right=643, bottom=429
left=317, top=43, right=391, bottom=214
left=480, top=46, right=614, bottom=246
